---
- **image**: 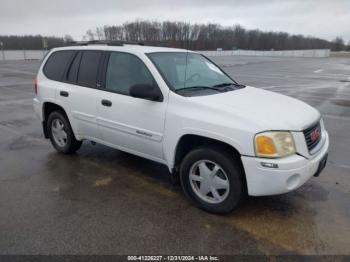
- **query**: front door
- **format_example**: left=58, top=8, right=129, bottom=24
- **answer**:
left=97, top=52, right=167, bottom=162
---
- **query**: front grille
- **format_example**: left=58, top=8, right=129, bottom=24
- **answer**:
left=303, top=121, right=322, bottom=152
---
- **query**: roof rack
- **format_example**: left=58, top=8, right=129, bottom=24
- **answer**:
left=67, top=40, right=145, bottom=46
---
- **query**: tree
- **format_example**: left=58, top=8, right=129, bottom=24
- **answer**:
left=63, top=34, right=74, bottom=43
left=95, top=27, right=105, bottom=40
left=85, top=30, right=95, bottom=41
left=332, top=37, right=345, bottom=51
left=92, top=20, right=333, bottom=51
left=0, top=35, right=65, bottom=50
left=2, top=20, right=338, bottom=51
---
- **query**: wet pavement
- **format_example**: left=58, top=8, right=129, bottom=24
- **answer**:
left=0, top=57, right=349, bottom=255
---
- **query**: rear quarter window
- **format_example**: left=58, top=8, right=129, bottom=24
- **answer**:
left=43, top=50, right=74, bottom=81
left=66, top=51, right=82, bottom=83
left=77, top=51, right=103, bottom=88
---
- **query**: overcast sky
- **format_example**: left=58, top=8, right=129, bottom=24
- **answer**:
left=0, top=0, right=349, bottom=42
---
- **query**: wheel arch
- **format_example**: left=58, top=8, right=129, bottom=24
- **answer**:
left=172, top=133, right=247, bottom=193
left=42, top=102, right=75, bottom=139
left=173, top=134, right=241, bottom=167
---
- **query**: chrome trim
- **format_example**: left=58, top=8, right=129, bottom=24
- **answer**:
left=309, top=133, right=326, bottom=155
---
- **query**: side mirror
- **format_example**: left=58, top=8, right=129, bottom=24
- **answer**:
left=129, top=84, right=163, bottom=102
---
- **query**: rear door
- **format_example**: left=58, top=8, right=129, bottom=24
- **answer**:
left=56, top=50, right=103, bottom=140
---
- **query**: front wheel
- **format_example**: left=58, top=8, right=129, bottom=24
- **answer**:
left=47, top=111, right=82, bottom=154
left=180, top=147, right=245, bottom=213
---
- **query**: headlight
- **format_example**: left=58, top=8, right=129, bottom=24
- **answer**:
left=255, top=131, right=296, bottom=158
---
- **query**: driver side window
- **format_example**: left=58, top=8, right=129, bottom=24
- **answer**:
left=106, top=52, right=155, bottom=95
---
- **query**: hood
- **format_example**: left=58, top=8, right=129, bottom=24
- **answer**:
left=190, top=86, right=320, bottom=131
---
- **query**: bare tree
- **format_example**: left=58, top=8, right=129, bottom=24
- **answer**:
left=331, top=37, right=345, bottom=51
left=85, top=29, right=95, bottom=41
left=95, top=27, right=105, bottom=40
left=63, top=34, right=74, bottom=43
left=0, top=35, right=65, bottom=50
left=3, top=20, right=337, bottom=51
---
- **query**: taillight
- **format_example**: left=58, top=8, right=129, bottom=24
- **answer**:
left=34, top=77, right=38, bottom=95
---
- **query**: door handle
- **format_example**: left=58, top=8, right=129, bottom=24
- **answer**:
left=60, top=91, right=69, bottom=97
left=101, top=99, right=112, bottom=107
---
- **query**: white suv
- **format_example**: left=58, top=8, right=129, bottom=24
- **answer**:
left=33, top=42, right=329, bottom=213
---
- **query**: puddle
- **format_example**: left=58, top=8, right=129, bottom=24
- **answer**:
left=0, top=119, right=32, bottom=128
left=8, top=135, right=42, bottom=150
left=224, top=196, right=320, bottom=254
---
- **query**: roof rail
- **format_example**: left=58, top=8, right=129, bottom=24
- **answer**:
left=67, top=40, right=145, bottom=46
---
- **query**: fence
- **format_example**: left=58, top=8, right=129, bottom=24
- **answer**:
left=0, top=49, right=330, bottom=61
left=0, top=50, right=48, bottom=61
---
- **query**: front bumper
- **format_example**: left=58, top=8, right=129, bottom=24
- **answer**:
left=241, top=131, right=329, bottom=196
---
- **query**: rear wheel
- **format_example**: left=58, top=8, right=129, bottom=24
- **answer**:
left=47, top=111, right=82, bottom=154
left=180, top=146, right=245, bottom=213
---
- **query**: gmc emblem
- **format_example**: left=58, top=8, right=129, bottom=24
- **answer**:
left=310, top=127, right=321, bottom=141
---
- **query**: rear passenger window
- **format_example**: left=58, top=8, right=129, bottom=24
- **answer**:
left=77, top=51, right=102, bottom=88
left=43, top=51, right=74, bottom=81
left=66, top=51, right=81, bottom=83
left=106, top=52, right=155, bottom=95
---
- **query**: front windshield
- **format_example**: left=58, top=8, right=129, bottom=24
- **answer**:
left=147, top=52, right=238, bottom=91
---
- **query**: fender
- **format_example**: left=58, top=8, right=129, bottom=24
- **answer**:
left=164, top=127, right=246, bottom=169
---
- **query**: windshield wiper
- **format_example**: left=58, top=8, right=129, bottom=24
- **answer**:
left=175, top=86, right=222, bottom=93
left=213, top=82, right=245, bottom=88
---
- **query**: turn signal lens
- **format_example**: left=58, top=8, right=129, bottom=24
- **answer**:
left=256, top=136, right=277, bottom=156
left=255, top=132, right=296, bottom=158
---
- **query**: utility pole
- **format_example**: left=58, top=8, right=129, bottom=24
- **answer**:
left=42, top=38, right=48, bottom=58
left=0, top=42, right=5, bottom=61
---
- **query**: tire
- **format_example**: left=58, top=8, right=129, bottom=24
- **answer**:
left=47, top=111, right=82, bottom=154
left=180, top=146, right=245, bottom=213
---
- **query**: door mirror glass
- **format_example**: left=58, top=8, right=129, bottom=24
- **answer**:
left=129, top=84, right=163, bottom=101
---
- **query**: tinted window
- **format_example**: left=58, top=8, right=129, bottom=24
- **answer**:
left=43, top=51, right=74, bottom=81
left=77, top=51, right=102, bottom=88
left=106, top=52, right=155, bottom=95
left=66, top=51, right=81, bottom=83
